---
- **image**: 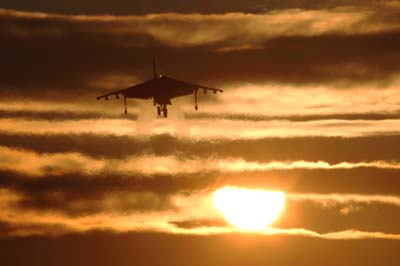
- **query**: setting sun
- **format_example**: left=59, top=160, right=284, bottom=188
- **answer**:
left=213, top=186, right=285, bottom=231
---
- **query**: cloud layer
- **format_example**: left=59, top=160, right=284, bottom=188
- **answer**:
left=0, top=4, right=399, bottom=258
left=1, top=4, right=400, bottom=96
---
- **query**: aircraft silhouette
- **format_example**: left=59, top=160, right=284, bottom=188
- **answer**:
left=97, top=58, right=223, bottom=117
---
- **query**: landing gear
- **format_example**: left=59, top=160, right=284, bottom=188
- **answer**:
left=156, top=104, right=168, bottom=118
left=194, top=89, right=198, bottom=110
left=163, top=105, right=168, bottom=118
left=124, top=96, right=127, bottom=115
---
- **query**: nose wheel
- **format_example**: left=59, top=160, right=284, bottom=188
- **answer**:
left=156, top=104, right=168, bottom=118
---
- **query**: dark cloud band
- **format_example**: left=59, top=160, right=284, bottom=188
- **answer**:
left=1, top=7, right=400, bottom=96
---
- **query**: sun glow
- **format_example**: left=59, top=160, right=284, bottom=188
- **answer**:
left=213, top=186, right=285, bottom=231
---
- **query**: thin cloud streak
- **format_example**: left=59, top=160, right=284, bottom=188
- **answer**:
left=0, top=100, right=114, bottom=113
left=212, top=85, right=400, bottom=117
left=171, top=227, right=400, bottom=240
left=288, top=193, right=400, bottom=207
left=3, top=146, right=400, bottom=177
left=4, top=108, right=400, bottom=123
left=3, top=132, right=400, bottom=164
left=1, top=207, right=400, bottom=240
left=2, top=117, right=400, bottom=139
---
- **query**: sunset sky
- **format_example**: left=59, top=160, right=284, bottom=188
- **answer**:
left=1, top=1, right=400, bottom=265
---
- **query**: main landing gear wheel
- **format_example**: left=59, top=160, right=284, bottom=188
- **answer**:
left=156, top=105, right=168, bottom=118
left=163, top=106, right=168, bottom=118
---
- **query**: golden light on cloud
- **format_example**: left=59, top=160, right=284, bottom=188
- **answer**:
left=213, top=186, right=285, bottom=231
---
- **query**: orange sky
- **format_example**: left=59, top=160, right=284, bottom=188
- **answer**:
left=0, top=1, right=400, bottom=265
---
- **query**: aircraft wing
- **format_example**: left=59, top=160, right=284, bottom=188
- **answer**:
left=97, top=76, right=222, bottom=101
left=96, top=79, right=156, bottom=100
left=96, top=89, right=124, bottom=101
left=158, top=76, right=223, bottom=98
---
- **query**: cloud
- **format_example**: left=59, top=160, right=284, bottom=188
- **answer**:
left=4, top=145, right=400, bottom=178
left=1, top=3, right=400, bottom=250
left=211, top=85, right=400, bottom=116
left=213, top=159, right=400, bottom=172
left=3, top=132, right=400, bottom=164
left=0, top=109, right=136, bottom=121
left=288, top=193, right=400, bottom=206
left=0, top=181, right=400, bottom=237
left=2, top=116, right=400, bottom=139
left=2, top=7, right=399, bottom=46
left=0, top=0, right=394, bottom=15
left=170, top=226, right=400, bottom=240
left=170, top=193, right=400, bottom=234
left=1, top=6, right=400, bottom=94
left=4, top=84, right=400, bottom=119
left=1, top=200, right=399, bottom=239
left=219, top=168, right=400, bottom=195
left=3, top=106, right=400, bottom=124
left=1, top=165, right=400, bottom=217
left=0, top=170, right=207, bottom=217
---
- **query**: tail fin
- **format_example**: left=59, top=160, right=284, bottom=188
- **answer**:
left=153, top=57, right=157, bottom=79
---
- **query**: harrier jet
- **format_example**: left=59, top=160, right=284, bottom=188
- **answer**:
left=97, top=58, right=223, bottom=117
